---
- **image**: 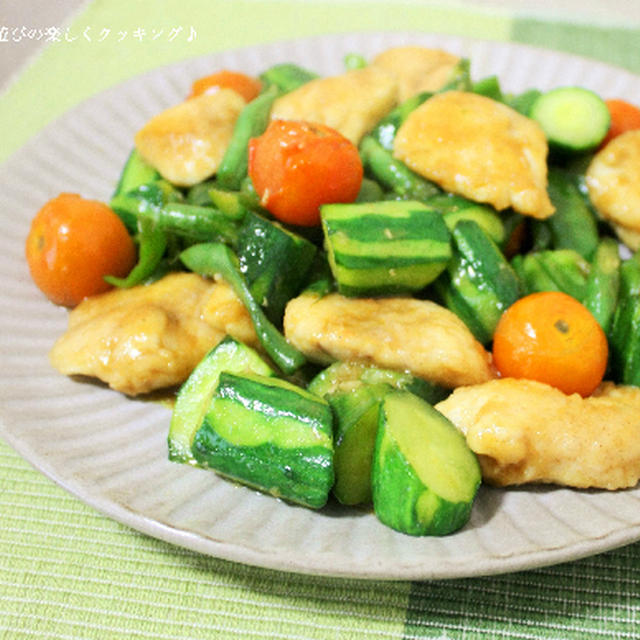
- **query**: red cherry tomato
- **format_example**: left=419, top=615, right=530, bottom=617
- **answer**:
left=248, top=119, right=363, bottom=226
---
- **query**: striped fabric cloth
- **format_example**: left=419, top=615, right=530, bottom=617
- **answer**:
left=2, top=1, right=640, bottom=638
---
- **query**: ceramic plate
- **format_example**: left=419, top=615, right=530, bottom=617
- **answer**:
left=2, top=31, right=640, bottom=581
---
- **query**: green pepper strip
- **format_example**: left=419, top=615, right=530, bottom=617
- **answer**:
left=610, top=254, right=640, bottom=386
left=583, top=237, right=621, bottom=334
left=259, top=63, right=319, bottom=93
left=216, top=84, right=281, bottom=191
left=110, top=193, right=241, bottom=245
left=343, top=53, right=367, bottom=70
left=370, top=91, right=432, bottom=152
left=359, top=136, right=440, bottom=201
left=180, top=242, right=307, bottom=375
left=105, top=218, right=167, bottom=288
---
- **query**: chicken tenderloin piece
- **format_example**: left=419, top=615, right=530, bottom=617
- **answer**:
left=436, top=378, right=640, bottom=490
left=269, top=66, right=398, bottom=145
left=283, top=292, right=495, bottom=389
left=134, top=89, right=246, bottom=187
left=50, top=273, right=258, bottom=396
left=586, top=130, right=640, bottom=247
left=370, top=46, right=462, bottom=101
left=394, top=91, right=555, bottom=219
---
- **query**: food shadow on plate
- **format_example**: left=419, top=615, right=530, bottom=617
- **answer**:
left=319, top=482, right=506, bottom=530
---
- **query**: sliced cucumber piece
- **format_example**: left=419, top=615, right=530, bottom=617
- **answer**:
left=237, top=211, right=317, bottom=324
left=308, top=362, right=449, bottom=506
left=192, top=371, right=334, bottom=508
left=327, top=383, right=391, bottom=506
left=308, top=361, right=448, bottom=405
left=321, top=199, right=452, bottom=297
left=372, top=392, right=481, bottom=536
left=168, top=337, right=274, bottom=465
left=530, top=86, right=610, bottom=154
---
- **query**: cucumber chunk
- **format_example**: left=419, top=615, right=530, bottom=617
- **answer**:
left=308, top=361, right=448, bottom=405
left=308, top=362, right=449, bottom=505
left=425, top=193, right=507, bottom=246
left=321, top=200, right=452, bottom=297
left=237, top=211, right=317, bottom=324
left=372, top=392, right=481, bottom=536
left=192, top=372, right=334, bottom=508
left=326, top=383, right=391, bottom=506
left=168, top=337, right=274, bottom=465
left=530, top=87, right=610, bottom=154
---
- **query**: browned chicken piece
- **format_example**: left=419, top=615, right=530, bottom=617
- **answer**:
left=435, top=378, right=640, bottom=490
left=586, top=130, right=640, bottom=246
left=283, top=292, right=495, bottom=388
left=50, top=273, right=258, bottom=396
left=371, top=46, right=461, bottom=101
left=269, top=66, right=398, bottom=145
left=134, top=89, right=246, bottom=186
left=394, top=91, right=555, bottom=219
left=611, top=223, right=640, bottom=252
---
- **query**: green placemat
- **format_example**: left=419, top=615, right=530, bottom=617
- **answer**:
left=4, top=438, right=640, bottom=639
left=2, top=1, right=640, bottom=638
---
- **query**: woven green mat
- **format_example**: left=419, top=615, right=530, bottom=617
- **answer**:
left=4, top=440, right=640, bottom=638
left=2, top=1, right=640, bottom=638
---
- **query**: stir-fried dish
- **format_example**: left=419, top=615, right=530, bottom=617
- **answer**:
left=24, top=45, right=640, bottom=537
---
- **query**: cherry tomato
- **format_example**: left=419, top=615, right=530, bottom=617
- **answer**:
left=492, top=291, right=608, bottom=397
left=600, top=99, right=640, bottom=147
left=248, top=119, right=363, bottom=226
left=188, top=70, right=262, bottom=102
left=25, top=193, right=136, bottom=307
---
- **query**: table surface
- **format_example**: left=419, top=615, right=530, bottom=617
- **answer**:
left=2, top=1, right=640, bottom=638
left=2, top=0, right=640, bottom=92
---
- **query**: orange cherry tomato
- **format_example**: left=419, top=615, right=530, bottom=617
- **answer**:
left=600, top=99, right=640, bottom=147
left=492, top=291, right=608, bottom=397
left=188, top=70, right=262, bottom=102
left=25, top=193, right=136, bottom=307
left=248, top=119, right=363, bottom=226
